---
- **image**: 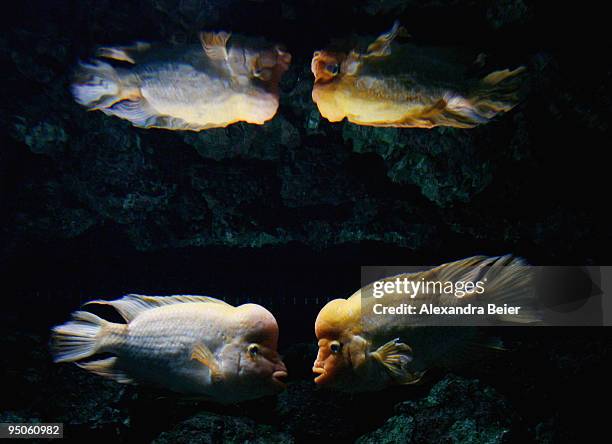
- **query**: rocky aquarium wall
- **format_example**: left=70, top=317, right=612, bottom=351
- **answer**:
left=1, top=0, right=610, bottom=443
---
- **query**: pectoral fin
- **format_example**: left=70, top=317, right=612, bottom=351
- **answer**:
left=366, top=21, right=409, bottom=57
left=200, top=31, right=231, bottom=60
left=191, top=343, right=222, bottom=381
left=371, top=338, right=422, bottom=384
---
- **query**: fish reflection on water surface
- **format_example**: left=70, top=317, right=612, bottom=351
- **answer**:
left=311, top=22, right=525, bottom=129
left=72, top=31, right=291, bottom=131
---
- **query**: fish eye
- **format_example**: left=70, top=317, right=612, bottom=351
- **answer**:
left=253, top=68, right=272, bottom=81
left=325, top=64, right=339, bottom=75
left=329, top=341, right=342, bottom=354
left=248, top=344, right=259, bottom=356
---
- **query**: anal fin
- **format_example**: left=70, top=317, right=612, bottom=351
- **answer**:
left=76, top=357, right=134, bottom=384
left=102, top=98, right=158, bottom=128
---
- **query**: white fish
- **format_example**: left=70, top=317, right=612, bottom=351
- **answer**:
left=72, top=31, right=291, bottom=131
left=52, top=295, right=287, bottom=404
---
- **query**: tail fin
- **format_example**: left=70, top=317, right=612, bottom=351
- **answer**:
left=71, top=60, right=122, bottom=110
left=469, top=66, right=526, bottom=119
left=51, top=311, right=108, bottom=363
left=442, top=66, right=526, bottom=127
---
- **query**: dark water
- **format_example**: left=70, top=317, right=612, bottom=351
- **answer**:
left=1, top=0, right=611, bottom=442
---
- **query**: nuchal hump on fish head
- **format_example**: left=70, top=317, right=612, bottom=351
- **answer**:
left=312, top=297, right=369, bottom=387
left=218, top=303, right=287, bottom=391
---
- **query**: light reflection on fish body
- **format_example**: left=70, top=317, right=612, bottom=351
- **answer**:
left=72, top=32, right=291, bottom=131
left=51, top=295, right=287, bottom=404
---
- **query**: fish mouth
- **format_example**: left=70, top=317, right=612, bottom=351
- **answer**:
left=272, top=370, right=288, bottom=388
left=312, top=365, right=327, bottom=384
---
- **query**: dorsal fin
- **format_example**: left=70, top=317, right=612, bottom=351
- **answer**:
left=366, top=21, right=409, bottom=57
left=85, top=294, right=232, bottom=323
left=362, top=255, right=540, bottom=324
left=200, top=31, right=231, bottom=60
left=96, top=41, right=152, bottom=64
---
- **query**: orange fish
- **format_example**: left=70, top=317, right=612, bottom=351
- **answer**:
left=311, top=22, right=525, bottom=129
left=313, top=256, right=539, bottom=392
left=72, top=31, right=291, bottom=131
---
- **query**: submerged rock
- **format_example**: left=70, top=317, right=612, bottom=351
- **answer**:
left=343, top=123, right=498, bottom=207
left=357, top=375, right=516, bottom=444
left=153, top=412, right=293, bottom=444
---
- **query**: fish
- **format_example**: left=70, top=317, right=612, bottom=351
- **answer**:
left=51, top=295, right=287, bottom=404
left=72, top=31, right=291, bottom=131
left=312, top=255, right=539, bottom=392
left=311, top=22, right=525, bottom=128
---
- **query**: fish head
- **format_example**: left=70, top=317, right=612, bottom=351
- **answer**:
left=228, top=39, right=291, bottom=85
left=313, top=298, right=367, bottom=389
left=250, top=45, right=291, bottom=83
left=311, top=51, right=346, bottom=83
left=311, top=49, right=361, bottom=84
left=223, top=303, right=287, bottom=396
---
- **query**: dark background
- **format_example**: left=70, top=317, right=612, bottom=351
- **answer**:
left=1, top=0, right=611, bottom=442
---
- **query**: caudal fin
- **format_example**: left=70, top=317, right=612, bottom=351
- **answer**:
left=71, top=60, right=123, bottom=110
left=441, top=66, right=526, bottom=128
left=469, top=66, right=526, bottom=119
left=51, top=311, right=107, bottom=363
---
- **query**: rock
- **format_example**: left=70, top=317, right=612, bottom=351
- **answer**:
left=0, top=332, right=128, bottom=440
left=276, top=381, right=358, bottom=442
left=486, top=0, right=532, bottom=29
left=356, top=416, right=415, bottom=444
left=13, top=119, right=68, bottom=156
left=279, top=141, right=359, bottom=208
left=343, top=124, right=496, bottom=207
left=357, top=375, right=516, bottom=444
left=182, top=116, right=299, bottom=162
left=153, top=412, right=293, bottom=444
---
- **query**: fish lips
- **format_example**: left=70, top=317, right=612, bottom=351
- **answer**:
left=312, top=361, right=331, bottom=384
left=271, top=362, right=288, bottom=389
